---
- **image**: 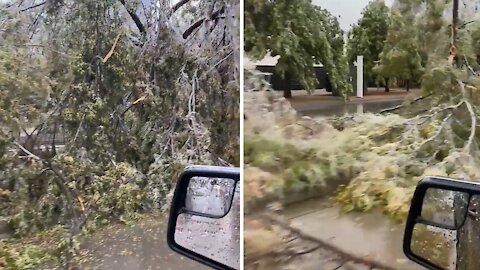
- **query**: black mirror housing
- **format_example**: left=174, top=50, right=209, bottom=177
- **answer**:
left=167, top=165, right=240, bottom=270
left=404, top=176, right=480, bottom=270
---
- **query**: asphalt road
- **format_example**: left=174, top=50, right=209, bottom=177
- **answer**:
left=72, top=184, right=240, bottom=270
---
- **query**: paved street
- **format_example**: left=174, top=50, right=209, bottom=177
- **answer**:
left=69, top=183, right=240, bottom=270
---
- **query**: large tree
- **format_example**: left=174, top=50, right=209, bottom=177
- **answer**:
left=347, top=0, right=390, bottom=90
left=373, top=11, right=425, bottom=91
left=245, top=0, right=352, bottom=98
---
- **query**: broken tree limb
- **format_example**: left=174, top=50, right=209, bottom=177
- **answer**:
left=14, top=141, right=80, bottom=221
left=118, top=0, right=145, bottom=35
left=379, top=94, right=431, bottom=114
left=170, top=0, right=192, bottom=14
left=416, top=112, right=453, bottom=151
left=259, top=212, right=397, bottom=270
left=182, top=7, right=225, bottom=39
left=464, top=100, right=476, bottom=153
left=99, top=32, right=122, bottom=63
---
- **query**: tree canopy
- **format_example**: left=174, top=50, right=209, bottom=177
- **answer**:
left=245, top=0, right=480, bottom=268
left=373, top=11, right=425, bottom=90
left=0, top=0, right=239, bottom=268
left=347, top=0, right=390, bottom=87
left=245, top=0, right=352, bottom=97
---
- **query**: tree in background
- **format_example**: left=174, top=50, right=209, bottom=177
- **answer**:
left=245, top=0, right=351, bottom=98
left=469, top=24, right=480, bottom=66
left=244, top=0, right=480, bottom=268
left=347, top=0, right=390, bottom=91
left=373, top=11, right=424, bottom=91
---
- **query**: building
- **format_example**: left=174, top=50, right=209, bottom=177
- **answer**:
left=244, top=53, right=335, bottom=93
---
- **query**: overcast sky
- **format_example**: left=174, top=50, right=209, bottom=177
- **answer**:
left=312, top=0, right=394, bottom=31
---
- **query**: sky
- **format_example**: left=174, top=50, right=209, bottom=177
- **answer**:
left=312, top=0, right=394, bottom=31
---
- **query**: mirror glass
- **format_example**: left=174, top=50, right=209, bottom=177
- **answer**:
left=420, top=188, right=469, bottom=228
left=185, top=176, right=236, bottom=217
left=175, top=180, right=240, bottom=269
left=410, top=223, right=457, bottom=269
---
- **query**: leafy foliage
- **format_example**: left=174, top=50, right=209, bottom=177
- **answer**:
left=0, top=0, right=239, bottom=267
left=373, top=11, right=425, bottom=88
left=245, top=0, right=352, bottom=97
left=245, top=1, right=480, bottom=267
left=347, top=0, right=390, bottom=86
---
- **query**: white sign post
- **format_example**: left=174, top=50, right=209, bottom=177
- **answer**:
left=354, top=55, right=364, bottom=98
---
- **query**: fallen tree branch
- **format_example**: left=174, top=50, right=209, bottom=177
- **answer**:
left=259, top=212, right=397, bottom=270
left=207, top=50, right=234, bottom=73
left=99, top=32, right=122, bottom=63
left=416, top=112, right=453, bottom=151
left=182, top=7, right=225, bottom=39
left=274, top=244, right=322, bottom=259
left=14, top=141, right=79, bottom=220
left=14, top=141, right=40, bottom=160
left=120, top=95, right=148, bottom=117
left=379, top=94, right=431, bottom=114
left=464, top=100, right=476, bottom=152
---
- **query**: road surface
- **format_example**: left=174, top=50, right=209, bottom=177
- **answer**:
left=280, top=199, right=423, bottom=270
left=68, top=184, right=240, bottom=270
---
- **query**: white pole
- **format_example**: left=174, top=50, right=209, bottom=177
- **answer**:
left=356, top=55, right=364, bottom=98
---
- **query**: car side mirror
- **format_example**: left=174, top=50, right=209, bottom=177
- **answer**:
left=403, top=176, right=480, bottom=270
left=167, top=165, right=240, bottom=270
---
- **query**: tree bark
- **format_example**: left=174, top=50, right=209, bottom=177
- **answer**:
left=452, top=0, right=460, bottom=67
left=118, top=0, right=145, bottom=35
left=385, top=77, right=390, bottom=92
left=182, top=7, right=225, bottom=39
left=171, top=0, right=191, bottom=14
left=452, top=0, right=459, bottom=45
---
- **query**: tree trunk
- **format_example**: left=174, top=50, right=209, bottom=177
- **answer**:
left=406, top=80, right=410, bottom=92
left=283, top=73, right=292, bottom=99
left=452, top=0, right=459, bottom=46
left=452, top=0, right=460, bottom=67
left=385, top=77, right=390, bottom=92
